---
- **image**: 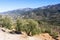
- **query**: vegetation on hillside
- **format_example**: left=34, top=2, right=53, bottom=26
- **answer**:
left=15, top=18, right=41, bottom=36
left=0, top=15, right=59, bottom=39
left=0, top=3, right=60, bottom=39
left=2, top=16, right=13, bottom=29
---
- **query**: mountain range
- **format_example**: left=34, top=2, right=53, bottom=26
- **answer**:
left=0, top=3, right=60, bottom=25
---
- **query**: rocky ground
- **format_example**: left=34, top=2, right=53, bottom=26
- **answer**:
left=0, top=27, right=59, bottom=40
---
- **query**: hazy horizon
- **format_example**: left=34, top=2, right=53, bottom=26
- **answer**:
left=0, top=0, right=60, bottom=12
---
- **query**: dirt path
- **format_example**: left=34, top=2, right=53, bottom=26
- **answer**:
left=0, top=28, right=42, bottom=40
left=0, top=30, right=42, bottom=40
left=0, top=28, right=54, bottom=40
left=0, top=28, right=21, bottom=40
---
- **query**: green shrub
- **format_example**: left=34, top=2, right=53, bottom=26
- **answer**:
left=26, top=19, right=41, bottom=36
left=2, top=16, right=12, bottom=29
left=15, top=19, right=41, bottom=36
left=37, top=21, right=58, bottom=39
left=50, top=32, right=58, bottom=39
left=15, top=18, right=28, bottom=32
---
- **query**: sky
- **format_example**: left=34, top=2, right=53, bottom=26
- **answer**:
left=0, top=0, right=60, bottom=12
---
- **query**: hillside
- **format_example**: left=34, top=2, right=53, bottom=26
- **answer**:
left=0, top=4, right=60, bottom=26
left=0, top=3, right=60, bottom=40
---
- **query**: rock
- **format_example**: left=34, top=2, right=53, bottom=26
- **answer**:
left=57, top=35, right=60, bottom=40
left=33, top=33, right=55, bottom=40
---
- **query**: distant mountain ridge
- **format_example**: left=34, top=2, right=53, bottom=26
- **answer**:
left=0, top=3, right=60, bottom=25
left=0, top=3, right=60, bottom=15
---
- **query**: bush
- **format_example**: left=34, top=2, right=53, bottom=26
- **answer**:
left=25, top=19, right=41, bottom=36
left=15, top=19, right=41, bottom=36
left=50, top=31, right=58, bottom=39
left=37, top=20, right=58, bottom=39
left=2, top=16, right=12, bottom=30
left=15, top=18, right=28, bottom=32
